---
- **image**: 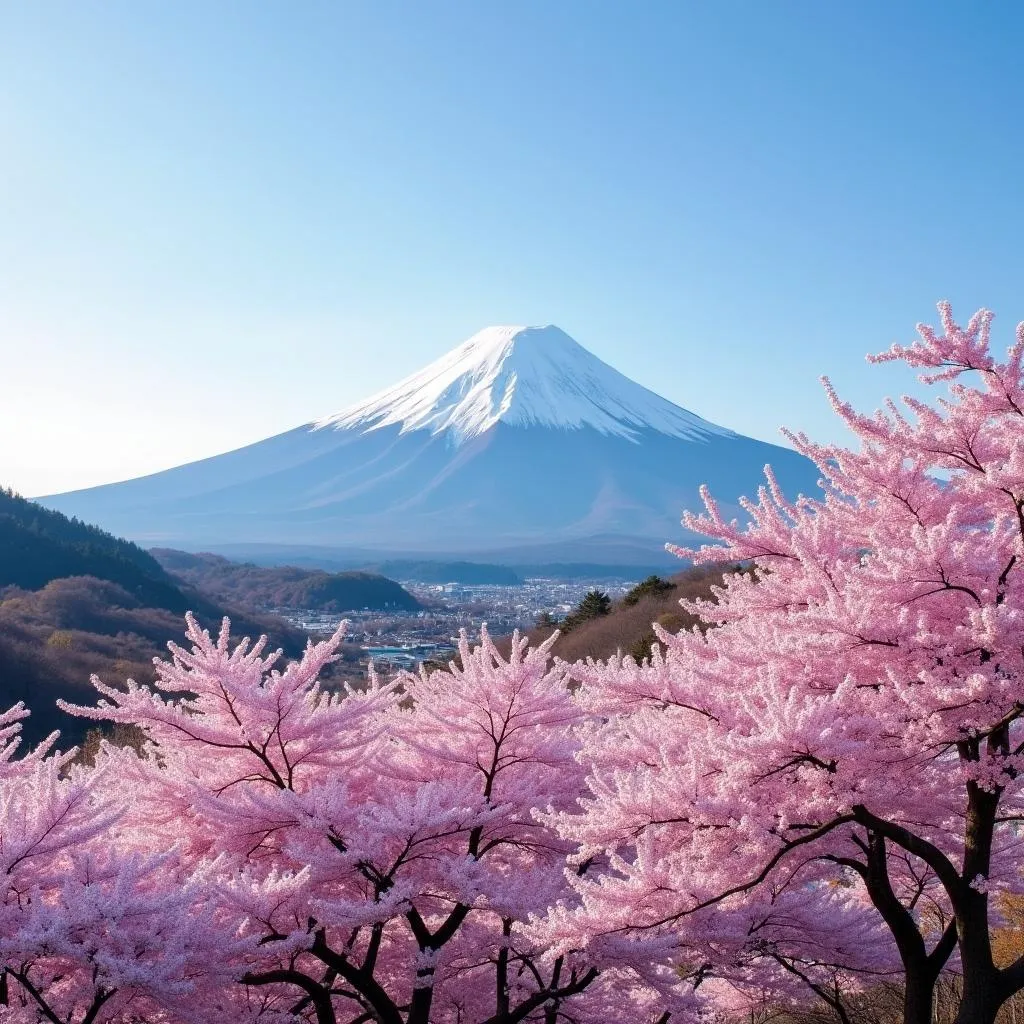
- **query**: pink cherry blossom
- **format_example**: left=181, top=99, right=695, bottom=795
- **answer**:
left=60, top=619, right=676, bottom=1021
left=554, top=303, right=1024, bottom=1024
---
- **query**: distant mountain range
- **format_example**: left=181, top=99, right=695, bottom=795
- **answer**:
left=39, top=325, right=820, bottom=562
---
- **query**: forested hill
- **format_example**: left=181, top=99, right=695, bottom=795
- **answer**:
left=0, top=490, right=317, bottom=745
left=0, top=487, right=185, bottom=611
left=152, top=549, right=423, bottom=612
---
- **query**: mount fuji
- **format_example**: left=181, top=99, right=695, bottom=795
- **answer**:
left=40, top=326, right=820, bottom=566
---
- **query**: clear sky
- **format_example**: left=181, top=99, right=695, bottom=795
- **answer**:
left=2, top=2, right=1023, bottom=496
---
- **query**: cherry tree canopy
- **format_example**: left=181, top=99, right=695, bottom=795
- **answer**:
left=58, top=620, right=682, bottom=1023
left=551, top=304, right=1024, bottom=1024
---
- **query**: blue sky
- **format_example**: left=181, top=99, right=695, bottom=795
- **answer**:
left=2, top=2, right=1023, bottom=495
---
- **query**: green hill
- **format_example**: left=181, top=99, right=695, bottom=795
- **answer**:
left=0, top=487, right=185, bottom=610
left=152, top=549, right=423, bottom=612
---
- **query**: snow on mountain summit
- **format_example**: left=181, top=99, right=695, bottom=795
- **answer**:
left=316, top=324, right=733, bottom=444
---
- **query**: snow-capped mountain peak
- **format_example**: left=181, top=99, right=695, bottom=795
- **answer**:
left=42, top=322, right=820, bottom=556
left=315, top=324, right=733, bottom=444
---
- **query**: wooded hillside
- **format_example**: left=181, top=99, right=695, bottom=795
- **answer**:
left=0, top=487, right=185, bottom=610
left=0, top=492, right=315, bottom=744
left=152, top=549, right=423, bottom=612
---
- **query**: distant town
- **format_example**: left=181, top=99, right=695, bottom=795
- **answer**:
left=274, top=575, right=641, bottom=672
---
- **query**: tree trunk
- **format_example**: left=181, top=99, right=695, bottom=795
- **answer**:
left=952, top=774, right=1001, bottom=1024
left=952, top=974, right=1001, bottom=1024
left=903, top=966, right=937, bottom=1024
left=407, top=965, right=436, bottom=1024
left=952, top=899, right=1002, bottom=1024
left=846, top=829, right=950, bottom=1024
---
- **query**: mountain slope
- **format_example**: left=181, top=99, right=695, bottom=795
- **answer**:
left=39, top=326, right=821, bottom=557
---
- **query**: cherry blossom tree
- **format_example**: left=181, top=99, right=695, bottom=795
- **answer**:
left=553, top=303, right=1024, bottom=1024
left=62, top=618, right=678, bottom=1022
left=0, top=703, right=234, bottom=1023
